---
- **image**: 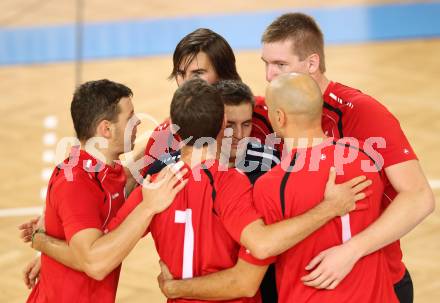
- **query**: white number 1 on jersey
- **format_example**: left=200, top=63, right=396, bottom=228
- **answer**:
left=175, top=209, right=194, bottom=278
left=341, top=214, right=351, bottom=243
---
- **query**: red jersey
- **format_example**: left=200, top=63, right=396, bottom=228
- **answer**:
left=143, top=96, right=274, bottom=172
left=143, top=118, right=181, bottom=171
left=321, top=81, right=417, bottom=282
left=240, top=139, right=398, bottom=303
left=27, top=149, right=127, bottom=303
left=108, top=160, right=262, bottom=303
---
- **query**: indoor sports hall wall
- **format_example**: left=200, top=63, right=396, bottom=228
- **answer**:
left=1, top=1, right=439, bottom=302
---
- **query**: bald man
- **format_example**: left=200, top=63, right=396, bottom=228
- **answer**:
left=158, top=73, right=398, bottom=303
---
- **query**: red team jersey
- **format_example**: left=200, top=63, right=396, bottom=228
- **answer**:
left=239, top=82, right=415, bottom=284
left=321, top=81, right=417, bottom=283
left=240, top=139, right=398, bottom=303
left=107, top=160, right=262, bottom=303
left=27, top=149, right=127, bottom=303
left=143, top=96, right=273, bottom=172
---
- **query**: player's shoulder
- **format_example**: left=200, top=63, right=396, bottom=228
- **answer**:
left=254, top=95, right=267, bottom=107
left=252, top=96, right=269, bottom=115
left=253, top=159, right=284, bottom=191
left=153, top=117, right=172, bottom=132
left=51, top=163, right=103, bottom=198
left=331, top=138, right=383, bottom=177
left=146, top=150, right=181, bottom=176
left=212, top=163, right=252, bottom=189
left=326, top=82, right=392, bottom=116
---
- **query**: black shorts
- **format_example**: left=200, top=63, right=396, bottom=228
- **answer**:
left=394, top=269, right=414, bottom=303
left=260, top=264, right=277, bottom=303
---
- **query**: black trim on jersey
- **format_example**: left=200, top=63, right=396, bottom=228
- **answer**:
left=201, top=163, right=218, bottom=216
left=144, top=151, right=181, bottom=177
left=94, top=171, right=105, bottom=193
left=323, top=102, right=344, bottom=138
left=331, top=140, right=382, bottom=175
left=253, top=112, right=274, bottom=134
left=279, top=152, right=298, bottom=217
left=201, top=163, right=216, bottom=202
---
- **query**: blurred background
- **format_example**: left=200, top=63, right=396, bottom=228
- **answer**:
left=1, top=0, right=439, bottom=302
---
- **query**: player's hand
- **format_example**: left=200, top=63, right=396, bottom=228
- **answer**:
left=23, top=256, right=41, bottom=289
left=18, top=216, right=41, bottom=243
left=301, top=242, right=360, bottom=289
left=157, top=260, right=178, bottom=299
left=141, top=161, right=188, bottom=214
left=323, top=167, right=372, bottom=217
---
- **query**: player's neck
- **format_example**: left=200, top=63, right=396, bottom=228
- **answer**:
left=180, top=143, right=219, bottom=168
left=312, top=72, right=330, bottom=94
left=80, top=145, right=119, bottom=167
left=283, top=128, right=327, bottom=150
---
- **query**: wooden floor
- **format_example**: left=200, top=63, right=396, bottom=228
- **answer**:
left=0, top=1, right=439, bottom=302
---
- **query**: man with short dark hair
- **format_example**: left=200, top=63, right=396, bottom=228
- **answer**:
left=24, top=79, right=186, bottom=303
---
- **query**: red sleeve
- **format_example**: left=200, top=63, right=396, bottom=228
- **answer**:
left=215, top=170, right=262, bottom=244
left=238, top=176, right=281, bottom=266
left=142, top=119, right=181, bottom=174
left=251, top=96, right=283, bottom=153
left=251, top=96, right=271, bottom=143
left=345, top=97, right=417, bottom=169
left=106, top=186, right=148, bottom=236
left=56, top=177, right=104, bottom=242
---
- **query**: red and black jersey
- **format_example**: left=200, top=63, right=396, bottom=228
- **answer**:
left=240, top=139, right=398, bottom=303
left=108, top=160, right=262, bottom=303
left=322, top=81, right=417, bottom=283
left=27, top=148, right=126, bottom=303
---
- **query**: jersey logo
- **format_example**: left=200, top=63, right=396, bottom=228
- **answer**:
left=329, top=92, right=354, bottom=109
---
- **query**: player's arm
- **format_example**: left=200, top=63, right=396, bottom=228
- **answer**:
left=159, top=259, right=268, bottom=300
left=343, top=101, right=435, bottom=255
left=240, top=168, right=371, bottom=259
left=34, top=165, right=187, bottom=280
left=302, top=100, right=435, bottom=288
left=350, top=160, right=434, bottom=255
left=32, top=232, right=82, bottom=270
left=302, top=161, right=434, bottom=289
left=30, top=173, right=148, bottom=271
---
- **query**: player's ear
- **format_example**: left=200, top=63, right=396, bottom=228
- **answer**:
left=307, top=53, right=320, bottom=74
left=276, top=108, right=286, bottom=128
left=96, top=120, right=112, bottom=139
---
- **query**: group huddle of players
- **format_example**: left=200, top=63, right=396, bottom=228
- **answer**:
left=19, top=12, right=434, bottom=303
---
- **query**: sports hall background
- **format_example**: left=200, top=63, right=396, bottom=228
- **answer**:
left=1, top=0, right=439, bottom=302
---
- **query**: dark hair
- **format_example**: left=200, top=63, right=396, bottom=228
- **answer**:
left=169, top=28, right=241, bottom=81
left=213, top=80, right=254, bottom=107
left=170, top=78, right=224, bottom=146
left=262, top=13, right=326, bottom=73
left=70, top=79, right=133, bottom=141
